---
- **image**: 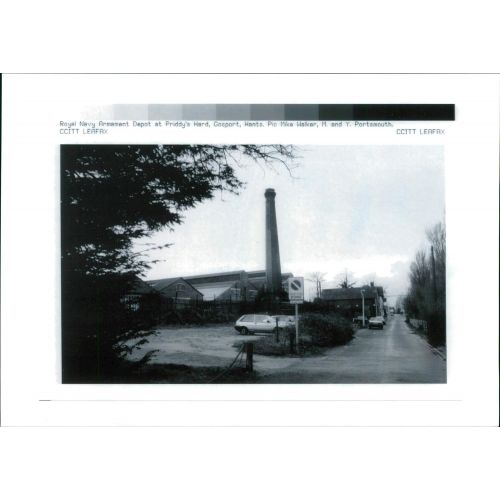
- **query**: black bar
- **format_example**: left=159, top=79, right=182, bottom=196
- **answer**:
left=318, top=104, right=454, bottom=121
left=350, top=104, right=455, bottom=121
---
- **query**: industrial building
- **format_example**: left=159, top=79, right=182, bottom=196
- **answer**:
left=147, top=270, right=293, bottom=302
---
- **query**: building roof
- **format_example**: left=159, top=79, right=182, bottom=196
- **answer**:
left=184, top=271, right=251, bottom=286
left=147, top=277, right=202, bottom=296
left=148, top=277, right=179, bottom=290
left=246, top=270, right=266, bottom=278
left=186, top=270, right=285, bottom=282
left=172, top=269, right=292, bottom=281
left=147, top=270, right=294, bottom=298
left=149, top=270, right=292, bottom=287
left=182, top=270, right=246, bottom=280
left=321, top=286, right=380, bottom=301
left=193, top=281, right=237, bottom=301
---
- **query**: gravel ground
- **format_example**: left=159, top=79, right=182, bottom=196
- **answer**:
left=127, top=324, right=247, bottom=367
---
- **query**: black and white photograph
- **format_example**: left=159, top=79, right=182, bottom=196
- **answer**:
left=61, top=144, right=446, bottom=384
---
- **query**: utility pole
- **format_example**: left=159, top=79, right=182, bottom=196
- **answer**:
left=295, top=303, right=299, bottom=352
left=431, top=245, right=437, bottom=302
left=361, top=289, right=366, bottom=327
left=373, top=285, right=379, bottom=316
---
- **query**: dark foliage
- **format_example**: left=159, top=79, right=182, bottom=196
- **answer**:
left=252, top=312, right=354, bottom=357
left=299, top=312, right=354, bottom=347
left=404, top=222, right=446, bottom=346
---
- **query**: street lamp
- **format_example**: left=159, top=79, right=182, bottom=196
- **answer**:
left=360, top=289, right=366, bottom=327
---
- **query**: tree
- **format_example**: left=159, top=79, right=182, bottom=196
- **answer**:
left=337, top=270, right=357, bottom=288
left=307, top=272, right=327, bottom=299
left=426, top=221, right=446, bottom=305
left=395, top=295, right=404, bottom=313
left=409, top=250, right=430, bottom=288
left=403, top=221, right=446, bottom=346
left=61, top=144, right=296, bottom=381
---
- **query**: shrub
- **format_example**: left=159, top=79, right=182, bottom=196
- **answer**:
left=299, top=313, right=354, bottom=347
left=250, top=312, right=354, bottom=358
left=249, top=334, right=294, bottom=356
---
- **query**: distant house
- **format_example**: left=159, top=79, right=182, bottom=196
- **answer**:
left=321, top=284, right=386, bottom=318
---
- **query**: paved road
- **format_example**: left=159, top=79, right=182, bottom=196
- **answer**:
left=256, top=314, right=446, bottom=383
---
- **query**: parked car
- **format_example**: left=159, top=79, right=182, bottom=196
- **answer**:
left=352, top=315, right=368, bottom=326
left=235, top=314, right=278, bottom=335
left=368, top=316, right=384, bottom=329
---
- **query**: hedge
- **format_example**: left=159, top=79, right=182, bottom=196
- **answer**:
left=298, top=312, right=354, bottom=347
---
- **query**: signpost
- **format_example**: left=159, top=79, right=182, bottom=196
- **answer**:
left=288, top=277, right=304, bottom=352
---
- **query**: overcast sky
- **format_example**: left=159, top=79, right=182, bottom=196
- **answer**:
left=141, top=145, right=444, bottom=304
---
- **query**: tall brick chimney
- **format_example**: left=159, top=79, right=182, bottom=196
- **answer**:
left=265, top=188, right=282, bottom=294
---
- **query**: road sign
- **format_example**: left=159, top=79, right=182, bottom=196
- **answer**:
left=288, top=277, right=304, bottom=304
